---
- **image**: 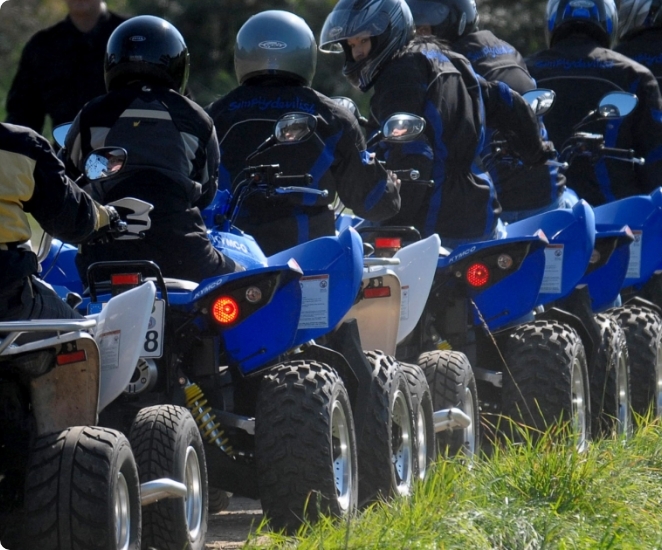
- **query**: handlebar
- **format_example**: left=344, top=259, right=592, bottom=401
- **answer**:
left=390, top=168, right=434, bottom=187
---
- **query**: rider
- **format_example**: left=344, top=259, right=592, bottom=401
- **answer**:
left=319, top=0, right=552, bottom=247
left=615, top=0, right=662, bottom=84
left=405, top=0, right=568, bottom=222
left=205, top=10, right=401, bottom=255
left=62, top=15, right=240, bottom=284
left=0, top=122, right=120, bottom=321
left=526, top=0, right=662, bottom=205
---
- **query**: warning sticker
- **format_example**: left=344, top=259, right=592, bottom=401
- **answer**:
left=98, top=330, right=120, bottom=371
left=298, top=275, right=330, bottom=329
left=626, top=230, right=642, bottom=279
left=540, top=244, right=564, bottom=294
left=400, top=285, right=410, bottom=321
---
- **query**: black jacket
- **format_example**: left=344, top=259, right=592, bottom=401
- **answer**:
left=0, top=122, right=100, bottom=286
left=369, top=37, right=546, bottom=240
left=615, top=28, right=662, bottom=87
left=64, top=84, right=230, bottom=283
left=5, top=11, right=126, bottom=134
left=526, top=35, right=662, bottom=205
left=206, top=80, right=400, bottom=255
left=454, top=30, right=566, bottom=212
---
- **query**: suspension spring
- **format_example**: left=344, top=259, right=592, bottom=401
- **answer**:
left=184, top=382, right=234, bottom=456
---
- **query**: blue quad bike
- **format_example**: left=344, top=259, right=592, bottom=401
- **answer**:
left=42, top=113, right=441, bottom=533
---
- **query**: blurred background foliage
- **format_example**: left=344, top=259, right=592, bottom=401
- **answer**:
left=0, top=0, right=547, bottom=126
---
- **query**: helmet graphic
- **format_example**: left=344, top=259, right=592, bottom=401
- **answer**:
left=618, top=0, right=662, bottom=39
left=545, top=0, right=618, bottom=47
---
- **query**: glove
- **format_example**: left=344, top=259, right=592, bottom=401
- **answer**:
left=106, top=205, right=129, bottom=237
left=522, top=140, right=558, bottom=167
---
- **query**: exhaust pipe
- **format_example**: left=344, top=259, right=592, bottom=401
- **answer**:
left=433, top=408, right=471, bottom=432
left=141, top=478, right=188, bottom=506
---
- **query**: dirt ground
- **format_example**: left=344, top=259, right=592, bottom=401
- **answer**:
left=205, top=496, right=268, bottom=549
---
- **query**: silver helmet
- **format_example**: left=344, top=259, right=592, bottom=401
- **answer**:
left=234, top=10, right=317, bottom=86
left=619, top=0, right=662, bottom=39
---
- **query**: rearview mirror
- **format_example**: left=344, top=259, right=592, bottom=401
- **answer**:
left=84, top=147, right=128, bottom=180
left=382, top=113, right=426, bottom=142
left=598, top=92, right=638, bottom=118
left=522, top=89, right=555, bottom=116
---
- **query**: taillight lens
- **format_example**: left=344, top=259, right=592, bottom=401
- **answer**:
left=466, top=263, right=490, bottom=287
left=375, top=237, right=402, bottom=250
left=212, top=296, right=240, bottom=325
left=56, top=349, right=87, bottom=366
left=111, top=273, right=141, bottom=286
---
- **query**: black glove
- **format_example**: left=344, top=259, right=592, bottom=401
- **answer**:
left=522, top=140, right=558, bottom=167
left=105, top=205, right=129, bottom=237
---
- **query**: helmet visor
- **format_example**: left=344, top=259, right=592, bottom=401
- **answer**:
left=406, top=0, right=451, bottom=26
left=320, top=8, right=391, bottom=51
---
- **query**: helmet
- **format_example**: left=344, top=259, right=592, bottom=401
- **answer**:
left=104, top=15, right=190, bottom=94
left=618, top=0, right=662, bottom=39
left=319, top=0, right=415, bottom=92
left=234, top=10, right=317, bottom=86
left=405, top=0, right=478, bottom=42
left=545, top=0, right=618, bottom=48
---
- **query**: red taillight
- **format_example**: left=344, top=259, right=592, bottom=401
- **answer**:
left=466, top=263, right=490, bottom=287
left=375, top=237, right=402, bottom=250
left=56, top=349, right=87, bottom=366
left=212, top=296, right=240, bottom=325
left=111, top=273, right=141, bottom=286
left=364, top=286, right=391, bottom=298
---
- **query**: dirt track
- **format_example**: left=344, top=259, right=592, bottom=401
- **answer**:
left=205, top=496, right=267, bottom=549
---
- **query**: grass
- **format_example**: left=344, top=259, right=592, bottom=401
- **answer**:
left=244, top=415, right=662, bottom=549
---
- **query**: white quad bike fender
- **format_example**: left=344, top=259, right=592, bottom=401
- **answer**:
left=91, top=281, right=157, bottom=411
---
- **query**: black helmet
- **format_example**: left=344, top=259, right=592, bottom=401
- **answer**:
left=319, top=0, right=414, bottom=92
left=405, top=0, right=478, bottom=41
left=234, top=10, right=317, bottom=86
left=618, top=0, right=662, bottom=39
left=104, top=15, right=190, bottom=94
left=546, top=0, right=618, bottom=47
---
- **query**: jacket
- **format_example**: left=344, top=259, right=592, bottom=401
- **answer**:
left=5, top=11, right=126, bottom=134
left=369, top=37, right=546, bottom=240
left=0, top=122, right=101, bottom=286
left=526, top=35, right=662, bottom=205
left=206, top=80, right=401, bottom=255
left=454, top=30, right=566, bottom=212
left=64, top=83, right=230, bottom=283
left=615, top=28, right=662, bottom=86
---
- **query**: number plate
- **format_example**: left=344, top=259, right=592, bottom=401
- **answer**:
left=142, top=299, right=165, bottom=358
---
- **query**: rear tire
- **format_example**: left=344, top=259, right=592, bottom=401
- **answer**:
left=502, top=320, right=591, bottom=449
left=419, top=350, right=480, bottom=458
left=21, top=426, right=141, bottom=550
left=358, top=351, right=415, bottom=504
left=590, top=313, right=632, bottom=437
left=399, top=362, right=435, bottom=480
left=130, top=405, right=208, bottom=550
left=208, top=486, right=230, bottom=514
left=255, top=361, right=358, bottom=533
left=608, top=304, right=662, bottom=420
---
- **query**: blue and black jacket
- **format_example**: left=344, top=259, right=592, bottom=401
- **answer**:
left=206, top=80, right=400, bottom=255
left=455, top=30, right=566, bottom=213
left=369, top=37, right=546, bottom=240
left=616, top=28, right=662, bottom=87
left=527, top=35, right=662, bottom=206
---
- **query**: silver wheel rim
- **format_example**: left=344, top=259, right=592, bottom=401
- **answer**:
left=463, top=386, right=477, bottom=457
left=184, top=446, right=203, bottom=540
left=616, top=348, right=632, bottom=436
left=415, top=407, right=428, bottom=481
left=331, top=398, right=353, bottom=512
left=656, top=341, right=662, bottom=418
left=571, top=358, right=589, bottom=451
left=114, top=472, right=130, bottom=550
left=392, top=389, right=413, bottom=495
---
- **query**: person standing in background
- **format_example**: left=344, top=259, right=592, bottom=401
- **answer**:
left=5, top=0, right=126, bottom=134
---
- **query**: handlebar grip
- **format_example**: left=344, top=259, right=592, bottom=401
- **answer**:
left=601, top=146, right=635, bottom=158
left=274, top=174, right=313, bottom=185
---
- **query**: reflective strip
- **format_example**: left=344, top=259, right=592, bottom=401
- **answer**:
left=119, top=109, right=173, bottom=120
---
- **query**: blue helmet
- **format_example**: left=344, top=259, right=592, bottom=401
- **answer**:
left=405, top=0, right=479, bottom=42
left=545, top=0, right=618, bottom=47
left=319, top=0, right=414, bottom=92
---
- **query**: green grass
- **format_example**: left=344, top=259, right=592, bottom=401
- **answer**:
left=244, top=415, right=662, bottom=549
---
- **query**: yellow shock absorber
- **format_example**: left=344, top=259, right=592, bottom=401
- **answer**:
left=184, top=382, right=234, bottom=456
left=436, top=340, right=453, bottom=351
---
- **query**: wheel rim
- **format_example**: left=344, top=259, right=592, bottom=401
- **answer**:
left=391, top=389, right=413, bottom=495
left=415, top=408, right=428, bottom=481
left=570, top=358, right=588, bottom=451
left=114, top=472, right=130, bottom=550
left=656, top=341, right=662, bottom=418
left=615, top=348, right=632, bottom=436
left=463, top=386, right=477, bottom=457
left=184, top=446, right=203, bottom=540
left=331, top=398, right=353, bottom=512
